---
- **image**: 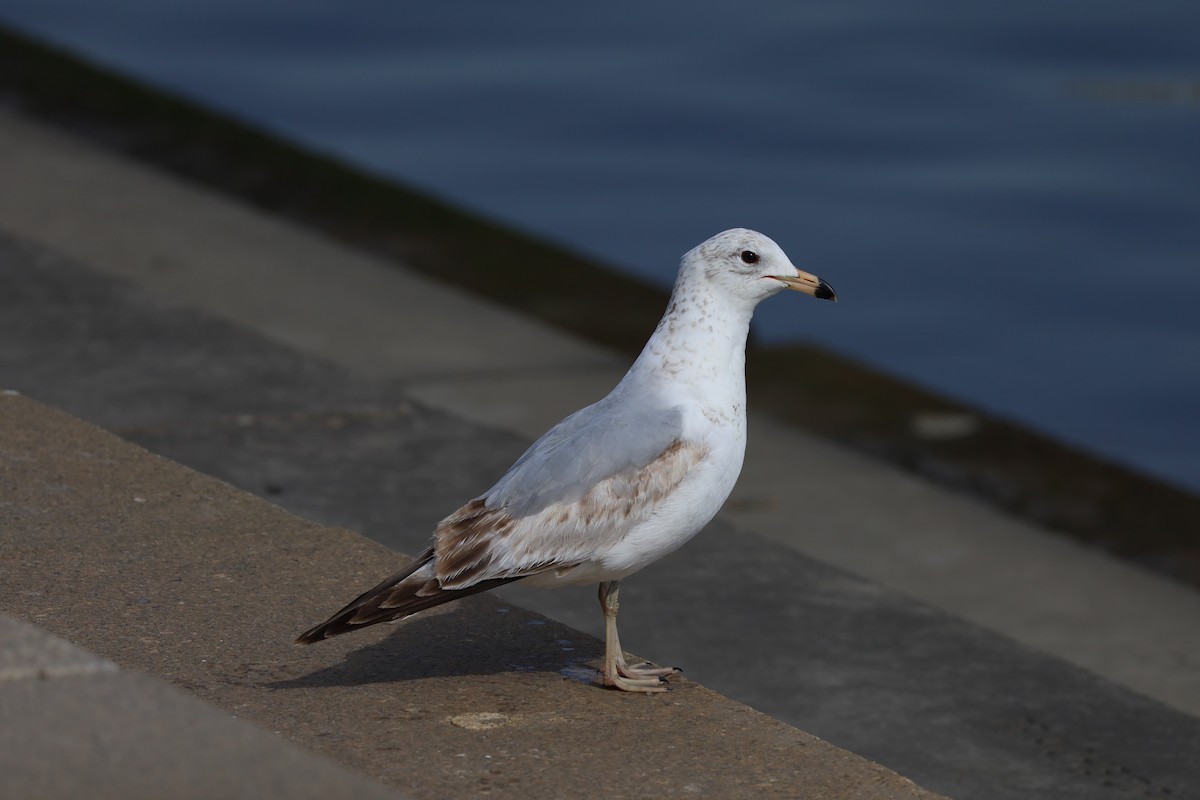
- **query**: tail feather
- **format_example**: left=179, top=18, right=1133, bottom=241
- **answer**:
left=295, top=547, right=516, bottom=644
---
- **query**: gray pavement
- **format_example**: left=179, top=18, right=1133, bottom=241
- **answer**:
left=0, top=619, right=406, bottom=800
left=0, top=106, right=1198, bottom=799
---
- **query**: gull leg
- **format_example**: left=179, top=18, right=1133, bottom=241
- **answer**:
left=597, top=581, right=678, bottom=692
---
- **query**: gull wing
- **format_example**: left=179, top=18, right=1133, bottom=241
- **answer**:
left=432, top=395, right=706, bottom=588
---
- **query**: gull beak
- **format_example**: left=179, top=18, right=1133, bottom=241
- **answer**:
left=771, top=269, right=837, bottom=301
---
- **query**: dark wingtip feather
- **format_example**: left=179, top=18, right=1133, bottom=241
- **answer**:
left=294, top=627, right=328, bottom=645
left=294, top=547, right=519, bottom=645
left=294, top=548, right=435, bottom=645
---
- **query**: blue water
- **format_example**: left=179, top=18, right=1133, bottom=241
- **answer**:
left=2, top=1, right=1198, bottom=491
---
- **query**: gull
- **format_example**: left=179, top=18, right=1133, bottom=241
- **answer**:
left=297, top=228, right=836, bottom=692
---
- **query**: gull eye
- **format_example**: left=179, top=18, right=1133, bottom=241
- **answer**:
left=740, top=250, right=759, bottom=265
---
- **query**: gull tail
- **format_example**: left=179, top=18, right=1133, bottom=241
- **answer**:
left=295, top=547, right=516, bottom=644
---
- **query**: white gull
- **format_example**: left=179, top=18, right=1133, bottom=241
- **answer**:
left=298, top=228, right=836, bottom=692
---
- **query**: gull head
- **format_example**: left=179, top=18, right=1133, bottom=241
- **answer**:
left=682, top=228, right=836, bottom=307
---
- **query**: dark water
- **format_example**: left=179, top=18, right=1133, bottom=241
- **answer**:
left=2, top=1, right=1197, bottom=491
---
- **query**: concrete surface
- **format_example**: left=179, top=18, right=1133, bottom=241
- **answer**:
left=1, top=106, right=1198, bottom=728
left=0, top=392, right=941, bottom=800
left=0, top=617, right=405, bottom=800
left=2, top=228, right=1200, bottom=800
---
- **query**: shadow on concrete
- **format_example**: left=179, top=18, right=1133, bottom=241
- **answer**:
left=268, top=604, right=606, bottom=690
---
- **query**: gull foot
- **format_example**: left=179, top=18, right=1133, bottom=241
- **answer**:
left=619, top=660, right=681, bottom=681
left=596, top=659, right=681, bottom=693
left=598, top=668, right=669, bottom=693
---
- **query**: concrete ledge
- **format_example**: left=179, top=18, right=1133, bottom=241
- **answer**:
left=0, top=392, right=941, bottom=799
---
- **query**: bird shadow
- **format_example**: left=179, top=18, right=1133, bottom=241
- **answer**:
left=268, top=600, right=605, bottom=690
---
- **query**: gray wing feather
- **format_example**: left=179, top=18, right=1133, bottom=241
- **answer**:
left=484, top=394, right=684, bottom=518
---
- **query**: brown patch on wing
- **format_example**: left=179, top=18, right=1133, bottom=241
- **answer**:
left=571, top=439, right=707, bottom=528
left=434, top=498, right=518, bottom=588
